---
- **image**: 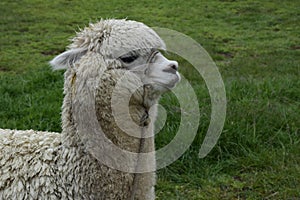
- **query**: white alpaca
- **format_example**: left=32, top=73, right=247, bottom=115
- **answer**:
left=0, top=19, right=180, bottom=199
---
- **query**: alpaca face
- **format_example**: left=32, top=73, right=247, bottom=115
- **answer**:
left=119, top=48, right=180, bottom=93
left=50, top=19, right=181, bottom=93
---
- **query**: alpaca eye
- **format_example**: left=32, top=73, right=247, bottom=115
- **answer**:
left=119, top=54, right=139, bottom=64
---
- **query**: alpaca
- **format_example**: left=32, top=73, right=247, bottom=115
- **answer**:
left=0, top=19, right=180, bottom=199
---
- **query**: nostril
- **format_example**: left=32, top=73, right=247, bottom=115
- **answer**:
left=169, top=61, right=178, bottom=71
left=170, top=64, right=177, bottom=70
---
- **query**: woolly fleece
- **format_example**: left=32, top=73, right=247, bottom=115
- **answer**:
left=0, top=19, right=168, bottom=199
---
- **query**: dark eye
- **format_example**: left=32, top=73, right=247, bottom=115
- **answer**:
left=119, top=54, right=138, bottom=63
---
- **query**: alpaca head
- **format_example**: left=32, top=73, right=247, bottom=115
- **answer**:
left=50, top=19, right=180, bottom=95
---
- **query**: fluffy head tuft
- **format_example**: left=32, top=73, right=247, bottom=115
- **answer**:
left=50, top=19, right=166, bottom=70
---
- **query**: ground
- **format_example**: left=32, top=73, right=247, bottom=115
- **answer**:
left=0, top=0, right=299, bottom=199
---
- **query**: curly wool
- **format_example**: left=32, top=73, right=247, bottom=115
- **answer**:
left=0, top=69, right=155, bottom=200
left=0, top=128, right=134, bottom=199
left=0, top=19, right=165, bottom=200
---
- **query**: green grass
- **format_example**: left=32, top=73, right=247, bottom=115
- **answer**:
left=0, top=0, right=299, bottom=199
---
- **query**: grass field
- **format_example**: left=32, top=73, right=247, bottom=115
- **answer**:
left=0, top=0, right=299, bottom=199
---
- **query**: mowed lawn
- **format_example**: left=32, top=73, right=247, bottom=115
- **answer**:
left=0, top=0, right=299, bottom=199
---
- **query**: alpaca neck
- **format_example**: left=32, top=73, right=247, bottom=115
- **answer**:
left=59, top=68, right=157, bottom=199
left=95, top=84, right=158, bottom=153
left=60, top=68, right=159, bottom=158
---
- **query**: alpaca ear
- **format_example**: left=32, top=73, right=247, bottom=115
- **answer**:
left=50, top=48, right=87, bottom=70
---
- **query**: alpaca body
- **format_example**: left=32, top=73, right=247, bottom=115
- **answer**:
left=0, top=68, right=156, bottom=199
left=0, top=19, right=180, bottom=199
left=0, top=69, right=156, bottom=200
left=0, top=129, right=137, bottom=199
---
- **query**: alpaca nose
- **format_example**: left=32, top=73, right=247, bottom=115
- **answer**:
left=163, top=61, right=179, bottom=74
left=168, top=61, right=178, bottom=71
left=163, top=61, right=178, bottom=74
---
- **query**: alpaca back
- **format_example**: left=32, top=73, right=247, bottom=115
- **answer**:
left=0, top=129, right=61, bottom=199
left=0, top=129, right=137, bottom=199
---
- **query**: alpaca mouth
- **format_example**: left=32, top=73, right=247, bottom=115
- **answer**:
left=153, top=74, right=180, bottom=89
left=162, top=68, right=177, bottom=75
left=167, top=76, right=180, bottom=88
left=165, top=73, right=180, bottom=88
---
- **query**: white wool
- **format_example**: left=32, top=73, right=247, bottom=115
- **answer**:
left=0, top=19, right=176, bottom=200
